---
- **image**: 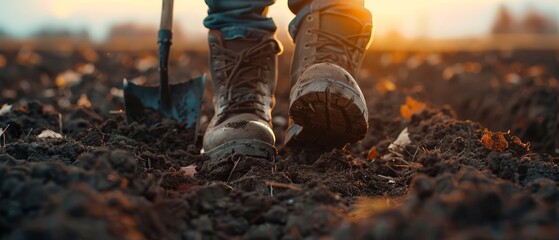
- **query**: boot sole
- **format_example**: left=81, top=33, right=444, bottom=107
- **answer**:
left=204, top=139, right=277, bottom=160
left=286, top=78, right=368, bottom=149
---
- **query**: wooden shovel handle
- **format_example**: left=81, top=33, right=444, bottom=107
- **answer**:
left=160, top=0, right=174, bottom=30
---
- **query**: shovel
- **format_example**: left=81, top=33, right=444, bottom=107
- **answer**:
left=123, top=0, right=206, bottom=141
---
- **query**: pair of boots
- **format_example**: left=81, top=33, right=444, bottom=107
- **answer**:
left=204, top=7, right=372, bottom=160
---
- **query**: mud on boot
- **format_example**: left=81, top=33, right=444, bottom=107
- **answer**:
left=203, top=30, right=282, bottom=160
left=285, top=4, right=373, bottom=149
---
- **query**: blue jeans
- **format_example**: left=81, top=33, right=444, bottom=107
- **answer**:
left=204, top=0, right=367, bottom=40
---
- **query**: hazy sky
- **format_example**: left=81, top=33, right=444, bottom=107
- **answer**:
left=0, top=0, right=557, bottom=41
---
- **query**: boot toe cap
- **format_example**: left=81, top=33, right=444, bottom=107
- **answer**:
left=203, top=114, right=276, bottom=153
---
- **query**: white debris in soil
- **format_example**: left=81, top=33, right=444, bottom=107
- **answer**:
left=0, top=104, right=13, bottom=116
left=38, top=129, right=63, bottom=139
left=180, top=164, right=197, bottom=177
left=388, top=127, right=411, bottom=151
left=383, top=127, right=412, bottom=161
left=0, top=126, right=8, bottom=137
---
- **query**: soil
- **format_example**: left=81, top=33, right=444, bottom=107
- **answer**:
left=0, top=48, right=558, bottom=239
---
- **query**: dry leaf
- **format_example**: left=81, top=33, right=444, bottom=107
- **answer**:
left=110, top=87, right=124, bottom=98
left=0, top=54, right=6, bottom=68
left=38, top=129, right=63, bottom=139
left=511, top=136, right=530, bottom=150
left=77, top=94, right=92, bottom=108
left=176, top=183, right=194, bottom=193
left=375, top=78, right=397, bottom=93
left=388, top=127, right=411, bottom=151
left=135, top=55, right=158, bottom=72
left=463, top=62, right=481, bottom=73
left=55, top=70, right=82, bottom=88
left=16, top=46, right=42, bottom=65
left=367, top=146, right=378, bottom=161
left=76, top=63, right=96, bottom=74
left=0, top=104, right=13, bottom=116
left=481, top=129, right=508, bottom=152
left=400, top=97, right=427, bottom=119
left=180, top=164, right=197, bottom=177
left=350, top=197, right=401, bottom=220
left=78, top=47, right=100, bottom=63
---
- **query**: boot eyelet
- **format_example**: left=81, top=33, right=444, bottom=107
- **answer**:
left=306, top=30, right=311, bottom=34
left=307, top=16, right=313, bottom=21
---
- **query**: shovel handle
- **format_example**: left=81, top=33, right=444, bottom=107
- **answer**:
left=160, top=0, right=174, bottom=30
left=158, top=0, right=174, bottom=111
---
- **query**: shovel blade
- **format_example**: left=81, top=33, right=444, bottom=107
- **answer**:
left=123, top=75, right=206, bottom=132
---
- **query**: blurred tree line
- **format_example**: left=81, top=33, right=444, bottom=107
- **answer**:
left=493, top=5, right=558, bottom=34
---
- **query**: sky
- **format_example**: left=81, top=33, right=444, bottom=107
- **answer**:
left=0, top=0, right=557, bottom=41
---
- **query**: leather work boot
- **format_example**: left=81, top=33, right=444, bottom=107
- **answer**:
left=203, top=30, right=282, bottom=160
left=286, top=5, right=373, bottom=149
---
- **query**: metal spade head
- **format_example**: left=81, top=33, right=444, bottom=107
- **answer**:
left=122, top=0, right=206, bottom=142
left=123, top=75, right=206, bottom=135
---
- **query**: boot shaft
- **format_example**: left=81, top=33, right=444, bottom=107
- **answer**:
left=208, top=30, right=282, bottom=123
left=291, top=6, right=373, bottom=85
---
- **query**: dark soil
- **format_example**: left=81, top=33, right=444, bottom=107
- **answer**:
left=0, top=48, right=558, bottom=239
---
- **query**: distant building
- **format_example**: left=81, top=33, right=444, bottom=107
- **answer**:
left=492, top=5, right=516, bottom=34
left=521, top=8, right=558, bottom=34
left=492, top=5, right=558, bottom=35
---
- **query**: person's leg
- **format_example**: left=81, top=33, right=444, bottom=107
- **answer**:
left=204, top=0, right=277, bottom=40
left=284, top=0, right=373, bottom=149
left=203, top=0, right=283, bottom=160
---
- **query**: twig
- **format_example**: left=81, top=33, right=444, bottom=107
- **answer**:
left=1, top=124, right=9, bottom=147
left=264, top=181, right=302, bottom=191
left=227, top=155, right=242, bottom=182
left=109, top=109, right=124, bottom=114
left=392, top=157, right=412, bottom=166
left=24, top=128, right=33, bottom=140
left=270, top=155, right=276, bottom=197
left=58, top=113, right=63, bottom=133
left=377, top=174, right=395, bottom=181
left=411, top=147, right=420, bottom=162
left=223, top=183, right=234, bottom=191
left=281, top=173, right=293, bottom=183
left=394, top=164, right=418, bottom=168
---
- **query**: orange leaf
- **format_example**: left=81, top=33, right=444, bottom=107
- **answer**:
left=481, top=130, right=508, bottom=152
left=375, top=78, right=397, bottom=93
left=400, top=97, right=427, bottom=119
left=367, top=146, right=378, bottom=161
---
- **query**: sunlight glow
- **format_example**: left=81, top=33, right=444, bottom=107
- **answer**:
left=0, top=0, right=557, bottom=41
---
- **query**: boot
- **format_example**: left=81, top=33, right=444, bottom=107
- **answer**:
left=203, top=30, right=282, bottom=160
left=286, top=5, right=373, bottom=149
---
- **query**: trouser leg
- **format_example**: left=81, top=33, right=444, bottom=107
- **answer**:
left=204, top=0, right=277, bottom=40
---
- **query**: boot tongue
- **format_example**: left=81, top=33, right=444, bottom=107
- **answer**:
left=224, top=38, right=260, bottom=52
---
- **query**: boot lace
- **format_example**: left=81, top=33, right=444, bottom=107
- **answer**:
left=306, top=29, right=369, bottom=73
left=213, top=39, right=279, bottom=120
